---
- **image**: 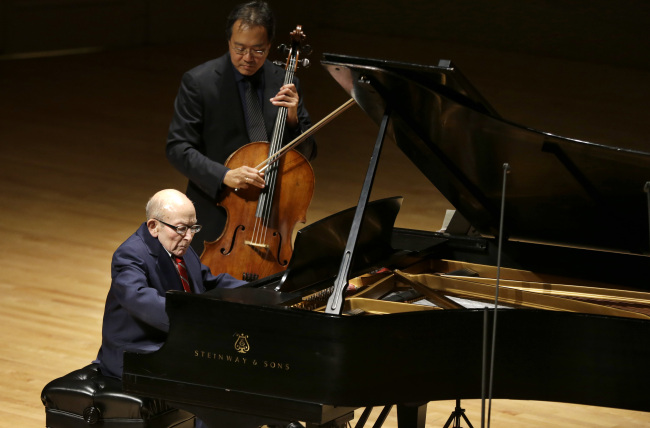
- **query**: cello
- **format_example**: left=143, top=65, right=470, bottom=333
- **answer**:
left=201, top=25, right=314, bottom=282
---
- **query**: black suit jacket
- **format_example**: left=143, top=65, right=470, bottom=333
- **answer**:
left=166, top=53, right=316, bottom=253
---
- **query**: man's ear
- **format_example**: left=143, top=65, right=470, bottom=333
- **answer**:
left=147, top=219, right=159, bottom=238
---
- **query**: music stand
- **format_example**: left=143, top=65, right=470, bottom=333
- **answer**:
left=443, top=399, right=474, bottom=428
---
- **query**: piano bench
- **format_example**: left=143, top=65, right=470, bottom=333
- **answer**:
left=40, top=363, right=195, bottom=428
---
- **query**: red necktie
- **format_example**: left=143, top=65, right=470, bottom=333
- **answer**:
left=173, top=256, right=191, bottom=292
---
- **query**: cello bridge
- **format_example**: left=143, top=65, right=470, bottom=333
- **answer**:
left=245, top=240, right=270, bottom=249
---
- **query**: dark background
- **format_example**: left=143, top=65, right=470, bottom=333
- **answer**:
left=2, top=0, right=649, bottom=71
left=2, top=0, right=650, bottom=230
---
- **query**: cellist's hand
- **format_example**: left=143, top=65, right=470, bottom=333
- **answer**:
left=270, top=83, right=299, bottom=128
left=224, top=166, right=265, bottom=190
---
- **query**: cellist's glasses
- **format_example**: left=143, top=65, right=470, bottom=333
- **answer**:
left=155, top=219, right=202, bottom=235
left=232, top=46, right=267, bottom=57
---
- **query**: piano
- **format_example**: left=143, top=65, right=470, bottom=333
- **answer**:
left=123, top=53, right=650, bottom=427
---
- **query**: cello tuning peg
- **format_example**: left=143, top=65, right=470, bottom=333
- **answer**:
left=273, top=60, right=285, bottom=67
left=301, top=45, right=313, bottom=56
left=300, top=58, right=310, bottom=68
left=277, top=43, right=289, bottom=54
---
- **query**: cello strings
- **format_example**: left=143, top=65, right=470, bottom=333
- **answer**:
left=258, top=64, right=293, bottom=245
left=252, top=60, right=290, bottom=244
left=252, top=54, right=296, bottom=250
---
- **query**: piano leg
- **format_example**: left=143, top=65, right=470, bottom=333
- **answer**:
left=397, top=403, right=427, bottom=428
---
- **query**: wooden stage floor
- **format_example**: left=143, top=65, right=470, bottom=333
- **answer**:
left=1, top=29, right=650, bottom=427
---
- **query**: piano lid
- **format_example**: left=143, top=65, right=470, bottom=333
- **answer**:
left=322, top=53, right=650, bottom=255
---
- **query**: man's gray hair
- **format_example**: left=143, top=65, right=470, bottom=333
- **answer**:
left=145, top=195, right=165, bottom=220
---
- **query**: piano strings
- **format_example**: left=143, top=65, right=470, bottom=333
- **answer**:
left=289, top=261, right=650, bottom=319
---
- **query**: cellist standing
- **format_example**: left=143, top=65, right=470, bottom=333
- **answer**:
left=167, top=0, right=316, bottom=256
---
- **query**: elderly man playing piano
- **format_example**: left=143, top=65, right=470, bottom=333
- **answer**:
left=94, top=188, right=302, bottom=428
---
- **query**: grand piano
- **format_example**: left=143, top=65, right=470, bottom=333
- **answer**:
left=123, top=53, right=650, bottom=427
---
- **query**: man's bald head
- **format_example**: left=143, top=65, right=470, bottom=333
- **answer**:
left=145, top=189, right=198, bottom=257
left=146, top=189, right=194, bottom=221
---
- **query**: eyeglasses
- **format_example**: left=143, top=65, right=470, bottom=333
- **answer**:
left=231, top=46, right=267, bottom=57
left=155, top=219, right=202, bottom=235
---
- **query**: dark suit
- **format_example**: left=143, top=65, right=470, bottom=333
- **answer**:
left=166, top=52, right=316, bottom=254
left=95, top=222, right=244, bottom=379
left=95, top=223, right=293, bottom=427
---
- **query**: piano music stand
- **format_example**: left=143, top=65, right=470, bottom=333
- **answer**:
left=442, top=399, right=474, bottom=428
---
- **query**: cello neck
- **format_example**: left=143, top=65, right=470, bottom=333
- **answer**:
left=267, top=25, right=305, bottom=158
